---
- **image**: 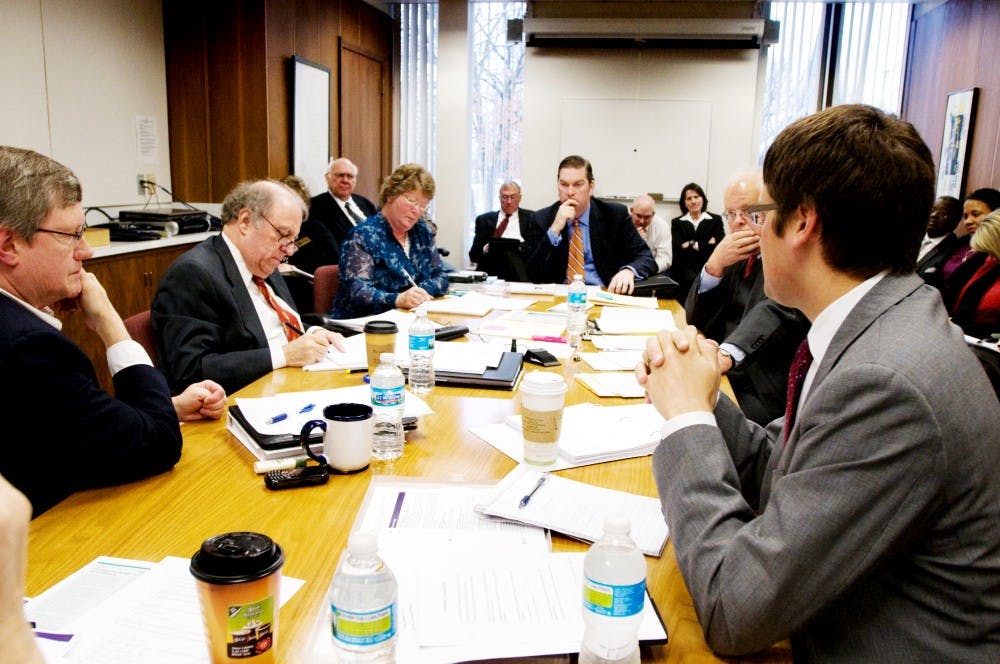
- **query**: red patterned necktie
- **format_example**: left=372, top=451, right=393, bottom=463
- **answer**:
left=252, top=276, right=302, bottom=342
left=783, top=339, right=813, bottom=445
left=492, top=214, right=509, bottom=238
left=566, top=219, right=585, bottom=284
left=742, top=254, right=758, bottom=280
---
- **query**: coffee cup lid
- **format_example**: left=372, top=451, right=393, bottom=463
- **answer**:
left=521, top=371, right=567, bottom=394
left=364, top=320, right=398, bottom=334
left=190, top=532, right=284, bottom=584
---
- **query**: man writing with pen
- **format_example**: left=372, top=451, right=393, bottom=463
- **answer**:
left=330, top=163, right=449, bottom=318
left=152, top=179, right=347, bottom=394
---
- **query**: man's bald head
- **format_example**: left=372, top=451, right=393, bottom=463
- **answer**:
left=630, top=194, right=657, bottom=231
left=723, top=173, right=763, bottom=232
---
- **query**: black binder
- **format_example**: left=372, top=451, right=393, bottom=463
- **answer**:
left=404, top=351, right=524, bottom=390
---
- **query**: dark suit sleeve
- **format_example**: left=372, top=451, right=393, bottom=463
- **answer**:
left=598, top=201, right=657, bottom=281
left=288, top=217, right=340, bottom=274
left=5, top=330, right=181, bottom=516
left=684, top=268, right=734, bottom=339
left=152, top=258, right=273, bottom=394
left=725, top=301, right=808, bottom=363
left=525, top=204, right=562, bottom=283
left=468, top=212, right=495, bottom=265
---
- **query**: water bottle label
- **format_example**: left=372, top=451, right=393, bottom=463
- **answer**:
left=331, top=602, right=396, bottom=646
left=568, top=291, right=587, bottom=305
left=582, top=576, right=645, bottom=618
left=371, top=385, right=404, bottom=408
left=409, top=333, right=434, bottom=351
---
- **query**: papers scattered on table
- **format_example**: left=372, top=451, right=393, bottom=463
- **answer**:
left=576, top=372, right=647, bottom=398
left=27, top=556, right=304, bottom=663
left=477, top=309, right=568, bottom=339
left=323, top=308, right=418, bottom=333
left=587, top=290, right=659, bottom=309
left=507, top=281, right=555, bottom=295
left=476, top=466, right=669, bottom=556
left=422, top=291, right=494, bottom=316
left=395, top=340, right=504, bottom=373
left=579, top=350, right=643, bottom=371
left=591, top=334, right=652, bottom=351
left=597, top=307, right=677, bottom=334
left=303, top=332, right=371, bottom=371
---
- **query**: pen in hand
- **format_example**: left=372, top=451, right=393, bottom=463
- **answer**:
left=401, top=268, right=419, bottom=290
left=518, top=473, right=549, bottom=509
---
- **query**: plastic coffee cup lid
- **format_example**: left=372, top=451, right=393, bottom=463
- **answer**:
left=190, top=532, right=285, bottom=584
left=521, top=371, right=567, bottom=395
left=364, top=320, right=398, bottom=334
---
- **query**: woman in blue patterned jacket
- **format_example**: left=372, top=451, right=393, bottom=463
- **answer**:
left=330, top=163, right=449, bottom=317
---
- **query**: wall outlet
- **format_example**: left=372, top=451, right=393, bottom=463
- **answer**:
left=137, top=173, right=156, bottom=196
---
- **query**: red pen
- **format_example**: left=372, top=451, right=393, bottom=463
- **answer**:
left=531, top=335, right=567, bottom=344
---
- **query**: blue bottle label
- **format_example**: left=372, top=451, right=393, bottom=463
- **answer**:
left=409, top=333, right=434, bottom=351
left=371, top=385, right=404, bottom=408
left=582, top=576, right=645, bottom=617
left=331, top=602, right=396, bottom=646
left=568, top=290, right=587, bottom=305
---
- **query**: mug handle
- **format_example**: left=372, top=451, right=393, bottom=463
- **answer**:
left=300, top=419, right=327, bottom=465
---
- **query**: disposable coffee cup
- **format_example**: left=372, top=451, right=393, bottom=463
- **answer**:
left=363, top=321, right=398, bottom=376
left=519, top=372, right=567, bottom=466
left=191, top=532, right=285, bottom=663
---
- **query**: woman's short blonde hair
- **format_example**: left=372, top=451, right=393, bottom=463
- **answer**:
left=971, top=209, right=1000, bottom=259
left=379, top=163, right=435, bottom=207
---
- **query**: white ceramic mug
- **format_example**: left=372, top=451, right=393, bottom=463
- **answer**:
left=299, top=403, right=373, bottom=473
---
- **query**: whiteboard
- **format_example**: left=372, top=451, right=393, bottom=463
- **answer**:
left=559, top=98, right=711, bottom=200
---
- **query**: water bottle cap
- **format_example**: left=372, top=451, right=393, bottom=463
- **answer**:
left=379, top=352, right=395, bottom=363
left=574, top=274, right=583, bottom=280
left=603, top=514, right=631, bottom=535
left=347, top=532, right=378, bottom=556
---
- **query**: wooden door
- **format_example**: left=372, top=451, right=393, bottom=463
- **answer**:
left=339, top=40, right=388, bottom=201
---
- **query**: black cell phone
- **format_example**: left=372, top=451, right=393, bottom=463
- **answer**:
left=264, top=465, right=329, bottom=491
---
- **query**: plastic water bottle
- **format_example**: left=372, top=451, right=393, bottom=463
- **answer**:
left=580, top=515, right=646, bottom=664
left=407, top=305, right=435, bottom=395
left=328, top=532, right=398, bottom=663
left=567, top=274, right=588, bottom=350
left=370, top=353, right=405, bottom=461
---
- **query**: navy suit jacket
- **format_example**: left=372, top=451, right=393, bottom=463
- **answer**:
left=916, top=233, right=964, bottom=292
left=527, top=198, right=656, bottom=285
left=289, top=192, right=377, bottom=274
left=468, top=208, right=540, bottom=280
left=152, top=234, right=299, bottom=394
left=685, top=258, right=809, bottom=424
left=0, top=295, right=181, bottom=517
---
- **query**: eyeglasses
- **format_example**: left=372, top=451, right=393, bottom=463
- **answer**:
left=35, top=223, right=88, bottom=245
left=724, top=203, right=780, bottom=226
left=401, top=195, right=428, bottom=213
left=258, top=213, right=299, bottom=253
left=499, top=194, right=520, bottom=201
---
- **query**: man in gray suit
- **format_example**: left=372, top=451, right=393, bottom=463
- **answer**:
left=152, top=180, right=345, bottom=394
left=638, top=105, right=1000, bottom=661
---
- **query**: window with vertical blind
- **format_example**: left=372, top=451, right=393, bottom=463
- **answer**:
left=399, top=2, right=439, bottom=178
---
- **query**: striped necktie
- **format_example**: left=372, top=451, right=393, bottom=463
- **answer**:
left=252, top=276, right=302, bottom=342
left=345, top=200, right=365, bottom=225
left=566, top=219, right=585, bottom=284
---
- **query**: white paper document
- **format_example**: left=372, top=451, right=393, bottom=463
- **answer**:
left=477, top=309, right=567, bottom=339
left=591, top=334, right=652, bottom=351
left=587, top=290, right=659, bottom=309
left=422, top=292, right=494, bottom=316
left=576, top=372, right=647, bottom=398
left=597, top=308, right=677, bottom=334
left=579, top=350, right=643, bottom=371
left=476, top=466, right=669, bottom=557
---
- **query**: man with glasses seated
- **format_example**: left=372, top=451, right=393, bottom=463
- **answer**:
left=152, top=180, right=346, bottom=394
left=468, top=181, right=539, bottom=282
left=683, top=172, right=808, bottom=425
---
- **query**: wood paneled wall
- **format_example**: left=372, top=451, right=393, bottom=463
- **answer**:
left=903, top=0, right=1000, bottom=195
left=163, top=0, right=393, bottom=203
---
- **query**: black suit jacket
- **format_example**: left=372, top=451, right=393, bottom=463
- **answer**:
left=916, top=233, right=965, bottom=292
left=685, top=258, right=810, bottom=425
left=0, top=295, right=181, bottom=517
left=152, top=234, right=300, bottom=394
left=670, top=214, right=725, bottom=296
left=527, top=198, right=656, bottom=285
left=468, top=208, right=538, bottom=280
left=289, top=191, right=377, bottom=274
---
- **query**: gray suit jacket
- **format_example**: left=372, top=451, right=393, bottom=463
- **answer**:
left=654, top=274, right=1000, bottom=661
left=151, top=234, right=297, bottom=394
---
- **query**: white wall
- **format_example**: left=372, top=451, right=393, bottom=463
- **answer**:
left=0, top=0, right=170, bottom=221
left=521, top=47, right=764, bottom=216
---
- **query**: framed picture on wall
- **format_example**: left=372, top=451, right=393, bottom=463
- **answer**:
left=936, top=88, right=978, bottom=198
left=290, top=56, right=331, bottom=198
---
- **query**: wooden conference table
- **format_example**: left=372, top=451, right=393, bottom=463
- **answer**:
left=27, top=295, right=791, bottom=663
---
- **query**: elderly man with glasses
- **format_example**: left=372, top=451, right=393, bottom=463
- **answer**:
left=683, top=172, right=809, bottom=425
left=152, top=179, right=345, bottom=394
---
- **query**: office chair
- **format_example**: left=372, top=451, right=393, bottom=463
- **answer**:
left=123, top=310, right=159, bottom=366
left=313, top=265, right=341, bottom=314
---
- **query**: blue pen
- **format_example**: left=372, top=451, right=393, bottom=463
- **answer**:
left=265, top=413, right=288, bottom=424
left=298, top=403, right=316, bottom=414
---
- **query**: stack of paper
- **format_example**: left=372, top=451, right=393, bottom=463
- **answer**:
left=575, top=372, right=647, bottom=398
left=475, top=466, right=669, bottom=556
left=587, top=290, right=659, bottom=309
left=422, top=292, right=494, bottom=316
left=323, top=308, right=418, bottom=333
left=597, top=307, right=677, bottom=334
left=477, top=309, right=568, bottom=339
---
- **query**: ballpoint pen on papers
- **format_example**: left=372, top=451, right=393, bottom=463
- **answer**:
left=401, top=268, right=419, bottom=290
left=265, top=413, right=288, bottom=425
left=518, top=473, right=549, bottom=509
left=298, top=403, right=316, bottom=414
left=284, top=321, right=305, bottom=337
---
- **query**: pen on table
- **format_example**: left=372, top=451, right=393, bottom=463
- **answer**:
left=298, top=403, right=316, bottom=414
left=284, top=321, right=305, bottom=337
left=401, top=268, right=419, bottom=290
left=265, top=412, right=288, bottom=424
left=532, top=335, right=567, bottom=344
left=518, top=473, right=549, bottom=509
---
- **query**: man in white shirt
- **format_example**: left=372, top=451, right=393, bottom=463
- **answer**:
left=629, top=194, right=672, bottom=274
left=153, top=179, right=346, bottom=394
left=638, top=105, right=1000, bottom=661
left=468, top=181, right=538, bottom=281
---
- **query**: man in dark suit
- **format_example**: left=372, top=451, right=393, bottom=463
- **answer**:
left=640, top=106, right=1000, bottom=661
left=684, top=173, right=809, bottom=425
left=916, top=195, right=963, bottom=290
left=0, top=147, right=223, bottom=516
left=288, top=157, right=377, bottom=274
left=468, top=181, right=538, bottom=281
left=528, top=155, right=656, bottom=293
left=153, top=180, right=345, bottom=394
